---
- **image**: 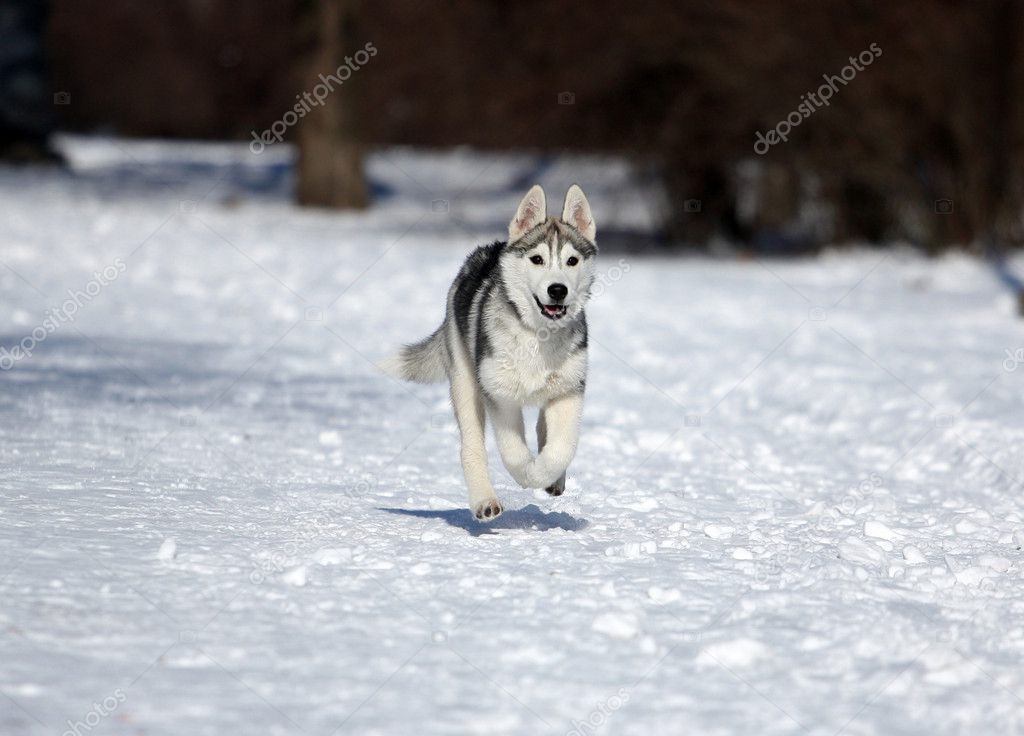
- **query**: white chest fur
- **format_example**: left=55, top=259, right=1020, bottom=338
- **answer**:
left=477, top=314, right=587, bottom=406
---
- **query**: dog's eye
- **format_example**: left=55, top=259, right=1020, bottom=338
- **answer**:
left=529, top=255, right=544, bottom=265
left=566, top=256, right=579, bottom=266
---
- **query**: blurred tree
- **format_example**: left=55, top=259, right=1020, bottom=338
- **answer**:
left=293, top=0, right=367, bottom=209
left=0, top=0, right=61, bottom=163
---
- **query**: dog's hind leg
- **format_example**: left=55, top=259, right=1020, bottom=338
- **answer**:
left=536, top=411, right=566, bottom=496
left=449, top=345, right=502, bottom=521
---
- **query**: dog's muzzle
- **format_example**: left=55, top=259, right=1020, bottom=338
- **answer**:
left=534, top=295, right=568, bottom=320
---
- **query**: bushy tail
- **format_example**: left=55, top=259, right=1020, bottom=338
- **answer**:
left=380, top=325, right=448, bottom=383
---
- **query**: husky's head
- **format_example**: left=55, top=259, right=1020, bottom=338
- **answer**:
left=501, top=184, right=597, bottom=330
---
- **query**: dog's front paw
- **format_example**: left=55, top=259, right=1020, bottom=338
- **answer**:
left=472, top=498, right=504, bottom=522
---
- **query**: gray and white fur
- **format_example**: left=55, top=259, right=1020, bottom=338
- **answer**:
left=385, top=184, right=597, bottom=521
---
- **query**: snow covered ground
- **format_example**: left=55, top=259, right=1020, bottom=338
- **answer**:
left=2, top=137, right=1023, bottom=736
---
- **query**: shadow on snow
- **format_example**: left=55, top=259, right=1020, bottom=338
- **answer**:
left=378, top=503, right=587, bottom=536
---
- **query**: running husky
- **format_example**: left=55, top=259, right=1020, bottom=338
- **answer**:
left=386, top=184, right=597, bottom=522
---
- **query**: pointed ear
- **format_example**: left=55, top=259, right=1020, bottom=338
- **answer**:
left=509, top=185, right=547, bottom=241
left=561, top=184, right=595, bottom=241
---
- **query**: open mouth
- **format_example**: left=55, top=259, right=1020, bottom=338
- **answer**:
left=534, top=296, right=568, bottom=320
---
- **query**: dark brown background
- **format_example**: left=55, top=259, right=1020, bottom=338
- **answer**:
left=47, top=0, right=1024, bottom=251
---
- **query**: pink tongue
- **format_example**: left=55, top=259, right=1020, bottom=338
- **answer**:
left=544, top=305, right=560, bottom=314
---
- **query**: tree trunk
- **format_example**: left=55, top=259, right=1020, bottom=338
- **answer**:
left=295, top=0, right=368, bottom=209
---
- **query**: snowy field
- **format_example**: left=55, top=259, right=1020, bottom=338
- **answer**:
left=2, top=137, right=1023, bottom=736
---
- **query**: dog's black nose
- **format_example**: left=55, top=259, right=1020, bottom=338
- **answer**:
left=547, top=283, right=568, bottom=301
